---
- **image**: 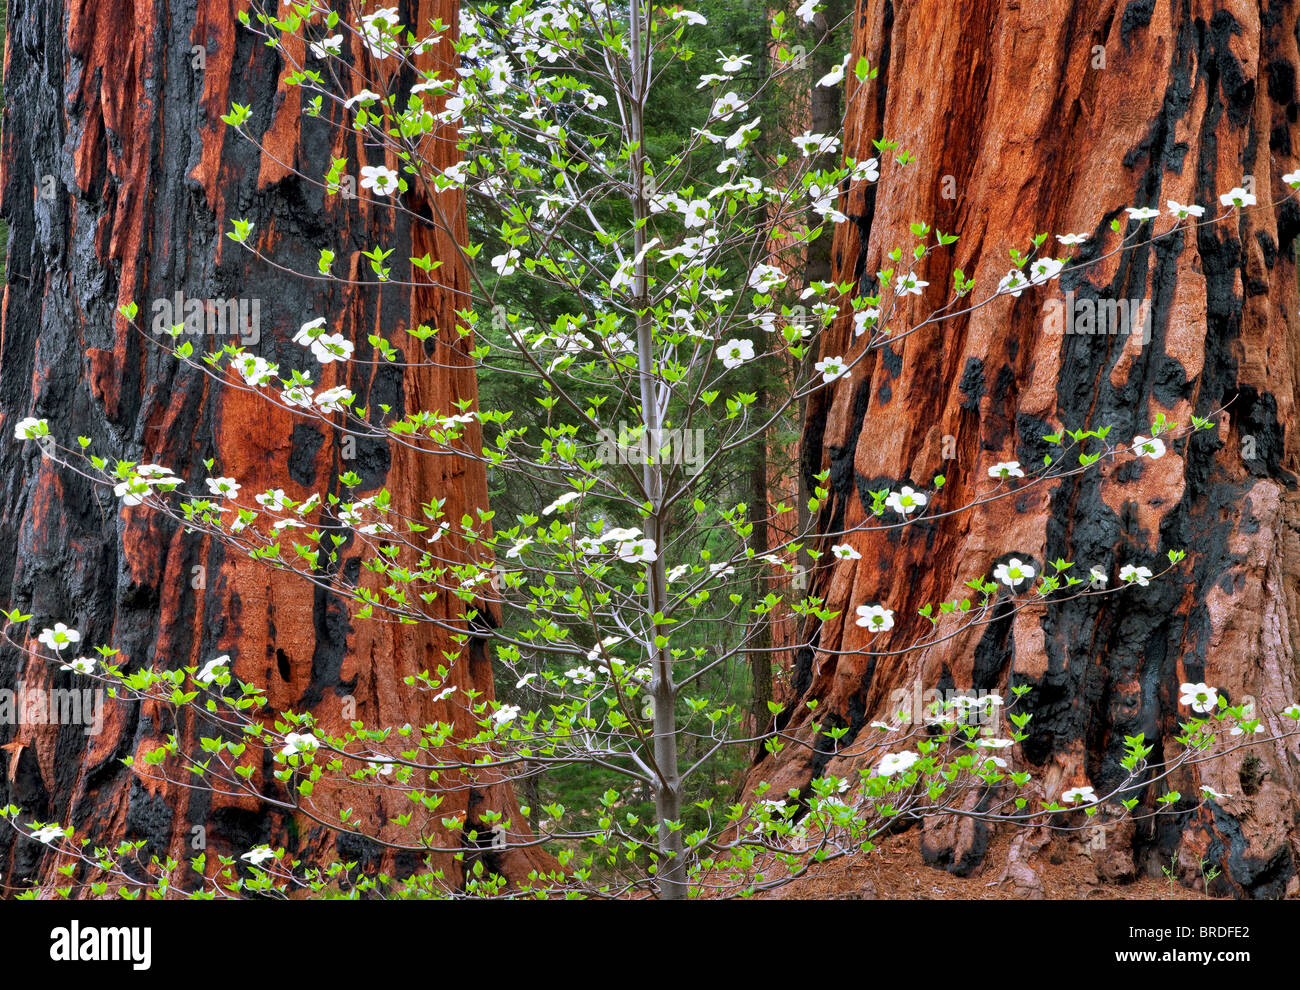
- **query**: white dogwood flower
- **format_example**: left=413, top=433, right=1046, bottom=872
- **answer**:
left=998, top=269, right=1029, bottom=297
left=897, top=272, right=928, bottom=296
left=586, top=636, right=622, bottom=663
left=280, top=732, right=320, bottom=758
left=710, top=92, right=746, bottom=122
left=282, top=384, right=314, bottom=409
left=670, top=9, right=707, bottom=25
left=492, top=249, right=520, bottom=276
left=724, top=118, right=761, bottom=150
left=988, top=461, right=1024, bottom=479
left=853, top=308, right=880, bottom=336
left=542, top=491, right=581, bottom=515
left=1219, top=187, right=1256, bottom=208
left=360, top=164, right=399, bottom=196
left=1179, top=682, right=1218, bottom=713
left=993, top=558, right=1034, bottom=588
left=886, top=487, right=926, bottom=515
left=206, top=476, right=241, bottom=499
left=492, top=704, right=521, bottom=726
left=792, top=131, right=840, bottom=157
left=1028, top=258, right=1064, bottom=284
left=814, top=356, right=849, bottom=383
left=344, top=89, right=383, bottom=109
left=196, top=655, right=231, bottom=685
left=38, top=623, right=81, bottom=653
left=294, top=317, right=326, bottom=345
left=682, top=199, right=711, bottom=228
left=30, top=825, right=66, bottom=844
left=851, top=157, right=880, bottom=183
left=358, top=7, right=403, bottom=59
left=748, top=264, right=787, bottom=293
left=716, top=338, right=755, bottom=369
left=817, top=54, right=850, bottom=88
left=233, top=354, right=278, bottom=387
left=114, top=478, right=151, bottom=506
left=876, top=751, right=919, bottom=777
left=136, top=464, right=179, bottom=491
left=311, top=333, right=354, bottom=364
left=1119, top=564, right=1153, bottom=586
left=309, top=34, right=343, bottom=59
left=1132, top=435, right=1166, bottom=459
left=315, top=386, right=353, bottom=413
left=855, top=604, right=894, bottom=633
left=616, top=538, right=658, bottom=563
left=716, top=51, right=750, bottom=72
left=255, top=489, right=287, bottom=511
left=13, top=416, right=49, bottom=440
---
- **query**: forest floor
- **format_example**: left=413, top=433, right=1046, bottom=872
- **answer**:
left=765, top=830, right=1223, bottom=900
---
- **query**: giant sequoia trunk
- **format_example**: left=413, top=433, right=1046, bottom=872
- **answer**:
left=0, top=0, right=543, bottom=895
left=752, top=0, right=1300, bottom=897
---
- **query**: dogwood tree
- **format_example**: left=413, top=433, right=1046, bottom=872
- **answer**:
left=4, top=0, right=1299, bottom=900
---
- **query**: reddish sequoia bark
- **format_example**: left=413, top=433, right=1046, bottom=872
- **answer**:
left=751, top=0, right=1300, bottom=897
left=0, top=0, right=545, bottom=895
left=756, top=2, right=853, bottom=715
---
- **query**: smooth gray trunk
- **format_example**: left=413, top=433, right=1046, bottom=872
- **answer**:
left=628, top=0, right=686, bottom=900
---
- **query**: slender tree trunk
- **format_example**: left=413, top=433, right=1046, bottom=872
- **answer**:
left=627, top=0, right=685, bottom=901
left=0, top=0, right=546, bottom=895
left=753, top=0, right=1300, bottom=898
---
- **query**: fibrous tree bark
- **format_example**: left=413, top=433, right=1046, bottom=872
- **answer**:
left=752, top=0, right=1300, bottom=897
left=0, top=0, right=544, bottom=895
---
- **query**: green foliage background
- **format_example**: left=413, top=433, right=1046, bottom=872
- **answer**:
left=461, top=0, right=844, bottom=860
